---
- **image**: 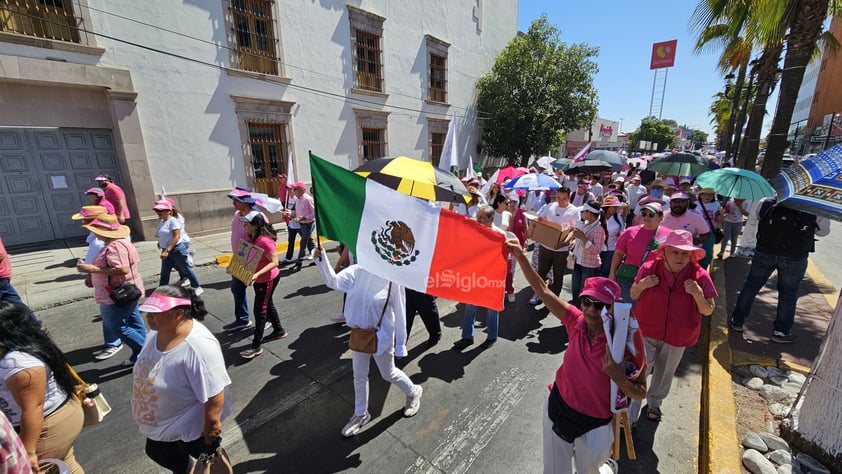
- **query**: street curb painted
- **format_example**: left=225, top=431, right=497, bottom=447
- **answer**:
left=701, top=257, right=742, bottom=474
left=806, top=258, right=838, bottom=315
left=214, top=237, right=331, bottom=266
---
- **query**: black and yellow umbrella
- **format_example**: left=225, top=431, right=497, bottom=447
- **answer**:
left=354, top=156, right=470, bottom=203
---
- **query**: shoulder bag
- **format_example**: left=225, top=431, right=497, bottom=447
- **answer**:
left=348, top=282, right=392, bottom=353
left=699, top=201, right=724, bottom=244
left=616, top=226, right=659, bottom=280
left=190, top=440, right=233, bottom=474
left=67, top=364, right=111, bottom=426
left=105, top=240, right=142, bottom=307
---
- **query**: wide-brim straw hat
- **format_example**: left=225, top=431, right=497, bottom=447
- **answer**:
left=71, top=205, right=109, bottom=221
left=82, top=219, right=130, bottom=239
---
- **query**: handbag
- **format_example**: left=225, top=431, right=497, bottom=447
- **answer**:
left=190, top=444, right=233, bottom=474
left=66, top=364, right=111, bottom=426
left=348, top=282, right=392, bottom=353
left=616, top=226, right=659, bottom=281
left=105, top=240, right=142, bottom=307
left=699, top=201, right=724, bottom=244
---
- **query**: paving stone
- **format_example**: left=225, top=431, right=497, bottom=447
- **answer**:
left=758, top=432, right=790, bottom=452
left=770, top=375, right=789, bottom=386
left=782, top=382, right=802, bottom=397
left=768, top=403, right=788, bottom=417
left=743, top=432, right=769, bottom=452
left=761, top=384, right=791, bottom=402
left=751, top=364, right=770, bottom=379
left=745, top=377, right=765, bottom=390
left=768, top=449, right=792, bottom=465
left=767, top=366, right=785, bottom=378
left=787, top=372, right=806, bottom=385
left=795, top=453, right=829, bottom=474
left=778, top=464, right=793, bottom=474
left=743, top=449, right=778, bottom=474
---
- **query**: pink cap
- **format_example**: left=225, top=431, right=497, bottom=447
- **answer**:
left=579, top=277, right=622, bottom=304
left=86, top=187, right=105, bottom=196
left=138, top=293, right=192, bottom=313
left=153, top=200, right=173, bottom=211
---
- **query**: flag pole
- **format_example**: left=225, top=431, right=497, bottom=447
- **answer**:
left=309, top=150, right=323, bottom=262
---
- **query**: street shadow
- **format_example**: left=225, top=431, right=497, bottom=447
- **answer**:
left=63, top=348, right=134, bottom=384
left=619, top=418, right=661, bottom=473
left=44, top=258, right=80, bottom=269
left=35, top=273, right=86, bottom=284
left=283, top=282, right=331, bottom=298
left=525, top=324, right=569, bottom=355
left=412, top=341, right=490, bottom=385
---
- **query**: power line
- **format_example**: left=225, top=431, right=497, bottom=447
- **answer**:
left=61, top=2, right=488, bottom=121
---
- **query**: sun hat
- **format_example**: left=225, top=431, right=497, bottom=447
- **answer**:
left=601, top=196, right=623, bottom=207
left=94, top=174, right=112, bottom=182
left=615, top=176, right=626, bottom=183
left=669, top=192, right=690, bottom=201
left=649, top=178, right=664, bottom=188
left=82, top=219, right=130, bottom=239
left=71, top=205, right=109, bottom=221
left=153, top=200, right=173, bottom=211
left=579, top=277, right=622, bottom=304
left=641, top=202, right=664, bottom=214
left=138, top=293, right=192, bottom=313
left=697, top=187, right=716, bottom=195
left=228, top=187, right=256, bottom=205
left=85, top=187, right=105, bottom=197
left=658, top=229, right=706, bottom=261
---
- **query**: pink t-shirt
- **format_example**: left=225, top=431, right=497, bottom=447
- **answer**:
left=633, top=258, right=717, bottom=346
left=0, top=237, right=11, bottom=279
left=615, top=225, right=672, bottom=269
left=103, top=183, right=130, bottom=220
left=662, top=211, right=709, bottom=238
left=251, top=235, right=280, bottom=283
left=554, top=306, right=647, bottom=419
left=91, top=239, right=144, bottom=305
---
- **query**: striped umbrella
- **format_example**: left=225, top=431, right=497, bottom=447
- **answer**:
left=354, top=156, right=470, bottom=203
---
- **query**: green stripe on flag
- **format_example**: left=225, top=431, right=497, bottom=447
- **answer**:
left=309, top=152, right=366, bottom=255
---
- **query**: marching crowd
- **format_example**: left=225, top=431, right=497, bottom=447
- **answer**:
left=0, top=161, right=831, bottom=474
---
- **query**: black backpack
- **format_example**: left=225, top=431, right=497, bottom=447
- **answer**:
left=756, top=201, right=817, bottom=254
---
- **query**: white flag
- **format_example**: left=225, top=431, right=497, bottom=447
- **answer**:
left=251, top=192, right=285, bottom=214
left=573, top=142, right=591, bottom=162
left=286, top=149, right=296, bottom=184
left=438, top=112, right=458, bottom=171
left=465, top=156, right=477, bottom=179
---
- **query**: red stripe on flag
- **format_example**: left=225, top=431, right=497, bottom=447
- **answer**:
left=426, top=209, right=507, bottom=311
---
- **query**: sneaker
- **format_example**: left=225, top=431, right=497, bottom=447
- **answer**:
left=341, top=412, right=372, bottom=437
left=507, top=293, right=516, bottom=303
left=95, top=344, right=124, bottom=360
left=771, top=331, right=796, bottom=344
left=223, top=320, right=253, bottom=331
left=264, top=322, right=272, bottom=331
left=261, top=331, right=288, bottom=343
left=177, top=277, right=191, bottom=288
left=529, top=295, right=541, bottom=305
left=599, top=458, right=619, bottom=474
left=280, top=257, right=293, bottom=264
left=240, top=347, right=264, bottom=359
left=187, top=249, right=196, bottom=267
left=330, top=313, right=346, bottom=323
left=728, top=319, right=744, bottom=332
left=452, top=338, right=474, bottom=351
left=306, top=251, right=314, bottom=261
left=404, top=385, right=423, bottom=417
left=480, top=338, right=497, bottom=349
left=192, top=287, right=204, bottom=296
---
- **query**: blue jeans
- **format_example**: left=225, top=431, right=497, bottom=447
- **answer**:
left=159, top=242, right=200, bottom=288
left=730, top=250, right=808, bottom=334
left=599, top=251, right=614, bottom=277
left=296, top=222, right=315, bottom=260
left=230, top=276, right=249, bottom=323
left=1, top=278, right=42, bottom=325
left=571, top=264, right=600, bottom=307
left=100, top=302, right=147, bottom=361
left=617, top=277, right=634, bottom=306
left=285, top=227, right=301, bottom=260
left=462, top=304, right=499, bottom=341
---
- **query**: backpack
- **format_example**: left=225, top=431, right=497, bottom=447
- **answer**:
left=756, top=201, right=816, bottom=253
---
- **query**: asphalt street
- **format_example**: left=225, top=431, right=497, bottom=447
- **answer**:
left=41, top=243, right=703, bottom=474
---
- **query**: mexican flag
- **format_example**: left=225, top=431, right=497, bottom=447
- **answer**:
left=310, top=152, right=507, bottom=310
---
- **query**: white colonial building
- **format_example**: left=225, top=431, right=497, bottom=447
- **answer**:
left=0, top=0, right=517, bottom=245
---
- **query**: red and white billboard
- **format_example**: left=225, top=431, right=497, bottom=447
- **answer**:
left=650, top=40, right=677, bottom=70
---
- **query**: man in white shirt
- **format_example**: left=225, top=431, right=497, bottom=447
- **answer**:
left=625, top=175, right=647, bottom=225
left=589, top=175, right=604, bottom=199
left=527, top=188, right=580, bottom=303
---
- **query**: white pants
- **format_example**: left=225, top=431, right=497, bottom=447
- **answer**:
left=352, top=349, right=418, bottom=416
left=628, top=337, right=686, bottom=423
left=542, top=398, right=613, bottom=474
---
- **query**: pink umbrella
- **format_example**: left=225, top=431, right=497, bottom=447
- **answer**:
left=495, top=166, right=527, bottom=184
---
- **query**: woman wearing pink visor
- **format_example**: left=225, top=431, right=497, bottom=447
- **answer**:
left=131, top=286, right=232, bottom=474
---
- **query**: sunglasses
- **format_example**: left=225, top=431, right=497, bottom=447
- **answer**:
left=640, top=210, right=659, bottom=218
left=581, top=297, right=606, bottom=310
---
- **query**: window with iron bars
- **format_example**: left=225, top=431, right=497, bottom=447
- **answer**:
left=231, top=0, right=278, bottom=75
left=247, top=122, right=287, bottom=180
left=429, top=54, right=447, bottom=103
left=431, top=132, right=445, bottom=167
left=355, top=29, right=383, bottom=92
left=361, top=128, right=386, bottom=161
left=0, top=0, right=82, bottom=43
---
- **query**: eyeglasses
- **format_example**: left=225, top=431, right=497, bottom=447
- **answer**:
left=580, top=297, right=606, bottom=310
left=640, top=210, right=658, bottom=218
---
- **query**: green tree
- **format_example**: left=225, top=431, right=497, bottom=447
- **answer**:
left=476, top=16, right=599, bottom=166
left=628, top=118, right=676, bottom=151
left=689, top=130, right=710, bottom=149
left=709, top=91, right=733, bottom=150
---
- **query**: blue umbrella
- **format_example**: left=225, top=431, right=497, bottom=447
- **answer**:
left=771, top=144, right=842, bottom=221
left=695, top=168, right=776, bottom=200
left=503, top=173, right=561, bottom=190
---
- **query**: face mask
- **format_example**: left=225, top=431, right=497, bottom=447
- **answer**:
left=651, top=189, right=663, bottom=198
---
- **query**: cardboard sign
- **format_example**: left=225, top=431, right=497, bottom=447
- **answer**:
left=229, top=239, right=264, bottom=284
left=531, top=218, right=568, bottom=248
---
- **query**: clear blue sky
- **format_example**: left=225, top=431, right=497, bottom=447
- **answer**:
left=518, top=0, right=727, bottom=138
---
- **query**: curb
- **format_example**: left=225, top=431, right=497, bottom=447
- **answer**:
left=701, top=257, right=742, bottom=473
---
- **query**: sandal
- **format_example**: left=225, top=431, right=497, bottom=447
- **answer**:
left=646, top=406, right=662, bottom=422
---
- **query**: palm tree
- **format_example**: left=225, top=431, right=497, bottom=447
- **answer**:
left=736, top=44, right=783, bottom=170
left=709, top=91, right=733, bottom=150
